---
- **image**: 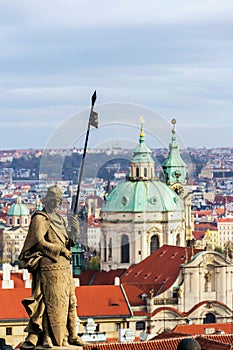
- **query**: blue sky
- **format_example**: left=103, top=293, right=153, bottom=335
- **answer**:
left=0, top=0, right=233, bottom=149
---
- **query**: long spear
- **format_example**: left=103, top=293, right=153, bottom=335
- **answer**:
left=73, top=90, right=98, bottom=215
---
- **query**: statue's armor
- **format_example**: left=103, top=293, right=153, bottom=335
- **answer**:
left=19, top=210, right=76, bottom=346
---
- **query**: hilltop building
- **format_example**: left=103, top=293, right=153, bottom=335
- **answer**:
left=100, top=119, right=193, bottom=270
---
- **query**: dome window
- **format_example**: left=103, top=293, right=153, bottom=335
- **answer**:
left=150, top=197, right=157, bottom=205
left=122, top=196, right=128, bottom=206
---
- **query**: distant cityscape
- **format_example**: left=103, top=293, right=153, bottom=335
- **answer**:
left=1, top=142, right=233, bottom=348
left=1, top=146, right=233, bottom=261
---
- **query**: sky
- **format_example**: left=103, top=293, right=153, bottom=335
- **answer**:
left=0, top=0, right=233, bottom=150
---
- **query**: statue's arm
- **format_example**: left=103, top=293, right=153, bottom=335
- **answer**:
left=36, top=238, right=72, bottom=261
left=35, top=238, right=61, bottom=261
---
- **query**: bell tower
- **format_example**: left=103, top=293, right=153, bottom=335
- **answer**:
left=162, top=119, right=188, bottom=195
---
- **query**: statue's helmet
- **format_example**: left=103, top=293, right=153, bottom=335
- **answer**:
left=46, top=185, right=63, bottom=199
left=42, top=185, right=63, bottom=208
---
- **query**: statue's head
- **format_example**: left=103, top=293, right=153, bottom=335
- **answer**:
left=42, top=185, right=63, bottom=212
left=177, top=338, right=201, bottom=350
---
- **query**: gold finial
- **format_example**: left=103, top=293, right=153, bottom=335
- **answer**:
left=171, top=118, right=176, bottom=134
left=139, top=115, right=145, bottom=137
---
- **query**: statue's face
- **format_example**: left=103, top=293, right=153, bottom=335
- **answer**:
left=43, top=194, right=62, bottom=212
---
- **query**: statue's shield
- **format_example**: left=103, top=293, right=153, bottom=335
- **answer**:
left=41, top=268, right=71, bottom=346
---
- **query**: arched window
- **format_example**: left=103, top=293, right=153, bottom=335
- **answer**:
left=136, top=321, right=146, bottom=331
left=25, top=218, right=28, bottom=225
left=17, top=218, right=20, bottom=225
left=121, top=235, right=129, bottom=263
left=9, top=218, right=12, bottom=225
left=144, top=168, right=147, bottom=177
left=136, top=167, right=139, bottom=177
left=176, top=234, right=180, bottom=246
left=90, top=202, right=95, bottom=215
left=104, top=236, right=107, bottom=262
left=150, top=235, right=159, bottom=254
left=203, top=312, right=216, bottom=324
left=108, top=238, right=112, bottom=259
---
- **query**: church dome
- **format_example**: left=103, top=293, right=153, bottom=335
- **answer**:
left=102, top=178, right=183, bottom=213
left=102, top=117, right=183, bottom=214
left=7, top=197, right=30, bottom=216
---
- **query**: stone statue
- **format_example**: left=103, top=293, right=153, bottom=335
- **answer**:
left=204, top=269, right=212, bottom=283
left=19, top=185, right=88, bottom=349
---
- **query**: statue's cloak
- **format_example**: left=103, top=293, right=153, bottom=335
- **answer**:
left=19, top=210, right=72, bottom=346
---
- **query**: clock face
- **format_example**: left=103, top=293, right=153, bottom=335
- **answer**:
left=172, top=183, right=184, bottom=197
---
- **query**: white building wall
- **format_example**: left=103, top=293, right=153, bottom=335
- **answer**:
left=100, top=210, right=185, bottom=271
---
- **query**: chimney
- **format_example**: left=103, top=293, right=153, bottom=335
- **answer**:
left=23, top=268, right=32, bottom=288
left=2, top=263, right=14, bottom=289
left=114, top=277, right=120, bottom=285
left=73, top=277, right=80, bottom=287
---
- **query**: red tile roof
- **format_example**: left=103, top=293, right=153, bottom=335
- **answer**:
left=218, top=218, right=233, bottom=223
left=196, top=336, right=233, bottom=350
left=82, top=338, right=183, bottom=350
left=122, top=283, right=154, bottom=306
left=76, top=285, right=131, bottom=318
left=193, top=208, right=224, bottom=216
left=192, top=231, right=206, bottom=240
left=121, top=245, right=201, bottom=296
left=0, top=288, right=29, bottom=319
left=75, top=269, right=98, bottom=285
left=76, top=269, right=126, bottom=285
left=11, top=273, right=25, bottom=288
left=215, top=196, right=233, bottom=204
left=0, top=272, right=25, bottom=288
left=82, top=336, right=233, bottom=350
left=194, top=222, right=217, bottom=230
left=92, top=269, right=126, bottom=285
left=173, top=323, right=233, bottom=335
left=88, top=215, right=101, bottom=227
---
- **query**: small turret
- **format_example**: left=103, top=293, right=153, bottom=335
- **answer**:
left=128, top=116, right=155, bottom=181
left=162, top=119, right=187, bottom=186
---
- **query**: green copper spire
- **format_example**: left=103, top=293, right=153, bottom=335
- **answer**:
left=162, top=119, right=187, bottom=185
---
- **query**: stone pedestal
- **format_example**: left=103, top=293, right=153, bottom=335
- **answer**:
left=35, top=347, right=84, bottom=350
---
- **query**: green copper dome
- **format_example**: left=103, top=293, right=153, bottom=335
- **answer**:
left=7, top=197, right=30, bottom=216
left=102, top=119, right=184, bottom=213
left=102, top=180, right=183, bottom=213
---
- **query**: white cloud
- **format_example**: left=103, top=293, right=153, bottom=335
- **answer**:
left=3, top=0, right=232, bottom=30
left=0, top=0, right=232, bottom=148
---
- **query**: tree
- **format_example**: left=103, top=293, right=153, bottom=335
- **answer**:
left=87, top=256, right=100, bottom=270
